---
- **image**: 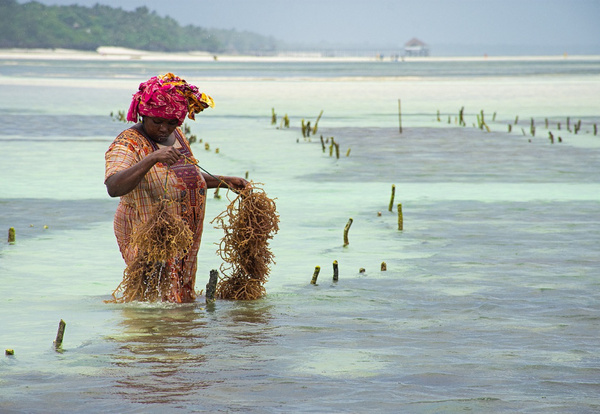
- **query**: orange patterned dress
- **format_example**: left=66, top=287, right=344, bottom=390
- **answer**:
left=105, top=127, right=206, bottom=302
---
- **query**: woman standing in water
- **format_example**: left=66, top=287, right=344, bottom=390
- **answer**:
left=105, top=73, right=247, bottom=303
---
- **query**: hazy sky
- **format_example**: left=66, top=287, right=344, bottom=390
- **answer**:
left=21, top=0, right=600, bottom=54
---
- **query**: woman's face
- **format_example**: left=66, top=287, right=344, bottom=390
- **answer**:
left=142, top=116, right=179, bottom=143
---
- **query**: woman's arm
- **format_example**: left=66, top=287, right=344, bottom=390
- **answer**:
left=105, top=146, right=182, bottom=197
left=202, top=172, right=248, bottom=191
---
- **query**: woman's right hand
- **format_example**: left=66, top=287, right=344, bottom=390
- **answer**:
left=151, top=146, right=183, bottom=166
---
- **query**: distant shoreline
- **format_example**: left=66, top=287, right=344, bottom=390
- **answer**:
left=1, top=47, right=599, bottom=63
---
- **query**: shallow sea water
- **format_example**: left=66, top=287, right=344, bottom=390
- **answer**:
left=1, top=58, right=599, bottom=413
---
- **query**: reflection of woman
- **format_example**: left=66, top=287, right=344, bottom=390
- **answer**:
left=105, top=73, right=247, bottom=303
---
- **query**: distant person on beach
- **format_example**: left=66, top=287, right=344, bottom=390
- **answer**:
left=104, top=73, right=247, bottom=302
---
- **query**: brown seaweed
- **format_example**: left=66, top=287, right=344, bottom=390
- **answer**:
left=110, top=199, right=193, bottom=302
left=211, top=183, right=279, bottom=300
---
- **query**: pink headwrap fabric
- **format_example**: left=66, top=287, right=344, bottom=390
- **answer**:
left=127, top=73, right=215, bottom=125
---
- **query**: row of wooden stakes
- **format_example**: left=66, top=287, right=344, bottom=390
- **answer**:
left=310, top=184, right=403, bottom=284
left=310, top=260, right=390, bottom=285
left=441, top=108, right=598, bottom=143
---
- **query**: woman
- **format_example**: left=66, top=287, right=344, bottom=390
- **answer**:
left=105, top=73, right=247, bottom=303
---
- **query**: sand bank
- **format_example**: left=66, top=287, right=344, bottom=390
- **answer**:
left=0, top=47, right=599, bottom=63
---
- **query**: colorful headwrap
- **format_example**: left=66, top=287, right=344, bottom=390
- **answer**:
left=127, top=73, right=215, bottom=125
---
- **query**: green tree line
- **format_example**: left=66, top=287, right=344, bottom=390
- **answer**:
left=0, top=0, right=280, bottom=54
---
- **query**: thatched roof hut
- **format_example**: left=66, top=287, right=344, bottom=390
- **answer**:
left=404, top=38, right=429, bottom=57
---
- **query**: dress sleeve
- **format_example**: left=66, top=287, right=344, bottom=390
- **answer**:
left=104, top=133, right=143, bottom=183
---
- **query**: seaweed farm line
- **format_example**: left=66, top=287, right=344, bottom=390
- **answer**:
left=1, top=58, right=599, bottom=413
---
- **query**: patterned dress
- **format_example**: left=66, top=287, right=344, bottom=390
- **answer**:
left=105, top=127, right=206, bottom=302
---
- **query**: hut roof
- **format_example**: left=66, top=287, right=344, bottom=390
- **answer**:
left=404, top=38, right=427, bottom=47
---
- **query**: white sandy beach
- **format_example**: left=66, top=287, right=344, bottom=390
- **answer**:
left=1, top=46, right=599, bottom=63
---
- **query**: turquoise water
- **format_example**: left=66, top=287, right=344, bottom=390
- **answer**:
left=1, top=58, right=600, bottom=413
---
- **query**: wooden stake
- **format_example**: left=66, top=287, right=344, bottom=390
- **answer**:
left=320, top=135, right=325, bottom=152
left=53, top=319, right=66, bottom=349
left=311, top=266, right=320, bottom=285
left=312, top=110, right=324, bottom=135
left=333, top=260, right=339, bottom=282
left=388, top=184, right=395, bottom=212
left=398, top=99, right=403, bottom=134
left=381, top=262, right=387, bottom=271
left=397, top=203, right=403, bottom=231
left=206, top=269, right=219, bottom=304
left=343, top=218, right=353, bottom=247
left=8, top=227, right=15, bottom=244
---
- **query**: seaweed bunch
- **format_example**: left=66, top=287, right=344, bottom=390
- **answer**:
left=110, top=198, right=193, bottom=302
left=211, top=183, right=279, bottom=300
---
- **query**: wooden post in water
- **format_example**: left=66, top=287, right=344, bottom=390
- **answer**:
left=398, top=99, right=403, bottom=134
left=206, top=269, right=219, bottom=304
left=53, top=319, right=66, bottom=350
left=343, top=218, right=353, bottom=247
left=311, top=266, right=320, bottom=285
left=381, top=262, right=387, bottom=271
left=333, top=260, right=339, bottom=282
left=388, top=184, right=396, bottom=212
left=8, top=227, right=15, bottom=244
left=397, top=203, right=403, bottom=231
left=312, top=110, right=323, bottom=135
left=320, top=135, right=325, bottom=152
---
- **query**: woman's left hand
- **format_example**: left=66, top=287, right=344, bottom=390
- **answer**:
left=225, top=176, right=249, bottom=190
